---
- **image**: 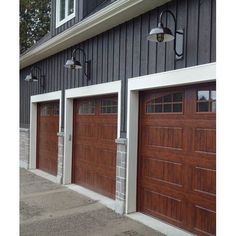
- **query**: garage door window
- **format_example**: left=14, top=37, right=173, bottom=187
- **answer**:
left=146, top=92, right=183, bottom=113
left=78, top=101, right=95, bottom=114
left=40, top=103, right=59, bottom=116
left=197, top=90, right=216, bottom=112
left=101, top=98, right=118, bottom=114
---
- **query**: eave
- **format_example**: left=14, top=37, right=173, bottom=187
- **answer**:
left=20, top=0, right=171, bottom=69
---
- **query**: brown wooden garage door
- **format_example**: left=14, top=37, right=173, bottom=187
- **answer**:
left=37, top=101, right=59, bottom=176
left=138, top=82, right=216, bottom=235
left=72, top=95, right=117, bottom=199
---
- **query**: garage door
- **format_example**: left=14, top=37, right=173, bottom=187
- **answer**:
left=138, top=83, right=216, bottom=235
left=37, top=101, right=59, bottom=176
left=72, top=95, right=117, bottom=199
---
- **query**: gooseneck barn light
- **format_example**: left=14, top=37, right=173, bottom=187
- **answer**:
left=24, top=66, right=45, bottom=90
left=147, top=9, right=184, bottom=59
left=65, top=47, right=91, bottom=80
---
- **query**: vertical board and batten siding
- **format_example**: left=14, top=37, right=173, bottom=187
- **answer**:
left=83, top=0, right=117, bottom=18
left=20, top=0, right=216, bottom=133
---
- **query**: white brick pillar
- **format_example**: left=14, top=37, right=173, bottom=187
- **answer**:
left=115, top=138, right=127, bottom=214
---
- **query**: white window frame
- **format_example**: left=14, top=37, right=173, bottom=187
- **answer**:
left=56, top=0, right=76, bottom=28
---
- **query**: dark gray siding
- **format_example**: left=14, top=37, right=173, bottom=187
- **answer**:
left=83, top=0, right=116, bottom=18
left=20, top=0, right=216, bottom=135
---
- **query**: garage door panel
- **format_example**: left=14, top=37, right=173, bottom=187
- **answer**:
left=98, top=124, right=117, bottom=141
left=96, top=148, right=116, bottom=167
left=140, top=178, right=186, bottom=198
left=139, top=171, right=192, bottom=204
left=75, top=122, right=98, bottom=138
left=73, top=144, right=116, bottom=166
left=140, top=147, right=189, bottom=163
left=142, top=126, right=184, bottom=150
left=192, top=205, right=216, bottom=235
left=138, top=83, right=216, bottom=235
left=192, top=166, right=216, bottom=196
left=141, top=157, right=183, bottom=187
left=187, top=194, right=216, bottom=211
left=75, top=161, right=115, bottom=177
left=194, top=128, right=216, bottom=154
left=94, top=173, right=116, bottom=198
left=72, top=95, right=117, bottom=199
left=73, top=144, right=94, bottom=162
left=75, top=165, right=115, bottom=198
left=141, top=188, right=185, bottom=224
left=140, top=150, right=216, bottom=173
left=75, top=166, right=95, bottom=187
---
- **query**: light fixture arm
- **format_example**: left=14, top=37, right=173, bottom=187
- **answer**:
left=158, top=9, right=184, bottom=57
left=30, top=66, right=45, bottom=90
left=72, top=48, right=86, bottom=63
left=71, top=47, right=91, bottom=79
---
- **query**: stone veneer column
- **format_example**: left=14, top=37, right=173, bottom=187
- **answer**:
left=57, top=132, right=64, bottom=184
left=115, top=138, right=127, bottom=214
left=20, top=128, right=30, bottom=169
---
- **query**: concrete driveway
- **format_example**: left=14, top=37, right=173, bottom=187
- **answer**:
left=20, top=169, right=165, bottom=236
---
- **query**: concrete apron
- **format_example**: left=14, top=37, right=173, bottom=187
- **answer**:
left=20, top=168, right=165, bottom=236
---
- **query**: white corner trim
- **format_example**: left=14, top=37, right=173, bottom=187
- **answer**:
left=20, top=0, right=170, bottom=69
left=63, top=81, right=122, bottom=185
left=126, top=63, right=216, bottom=214
left=66, top=184, right=116, bottom=211
left=29, top=91, right=62, bottom=171
left=127, top=213, right=194, bottom=236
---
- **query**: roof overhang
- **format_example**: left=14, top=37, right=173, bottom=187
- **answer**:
left=20, top=0, right=171, bottom=69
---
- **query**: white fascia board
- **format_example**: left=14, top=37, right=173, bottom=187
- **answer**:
left=20, top=0, right=170, bottom=69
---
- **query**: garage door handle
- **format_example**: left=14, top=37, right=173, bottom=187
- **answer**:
left=69, top=134, right=72, bottom=141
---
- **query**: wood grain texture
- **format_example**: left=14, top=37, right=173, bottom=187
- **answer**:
left=72, top=95, right=118, bottom=199
left=138, top=82, right=216, bottom=235
left=37, top=101, right=59, bottom=176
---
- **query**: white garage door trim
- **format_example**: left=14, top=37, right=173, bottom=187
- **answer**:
left=126, top=63, right=216, bottom=213
left=63, top=80, right=122, bottom=185
left=29, top=91, right=62, bottom=182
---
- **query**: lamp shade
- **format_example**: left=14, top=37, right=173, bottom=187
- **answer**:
left=147, top=23, right=175, bottom=43
left=25, top=73, right=38, bottom=82
left=25, top=73, right=33, bottom=82
left=64, top=57, right=82, bottom=69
